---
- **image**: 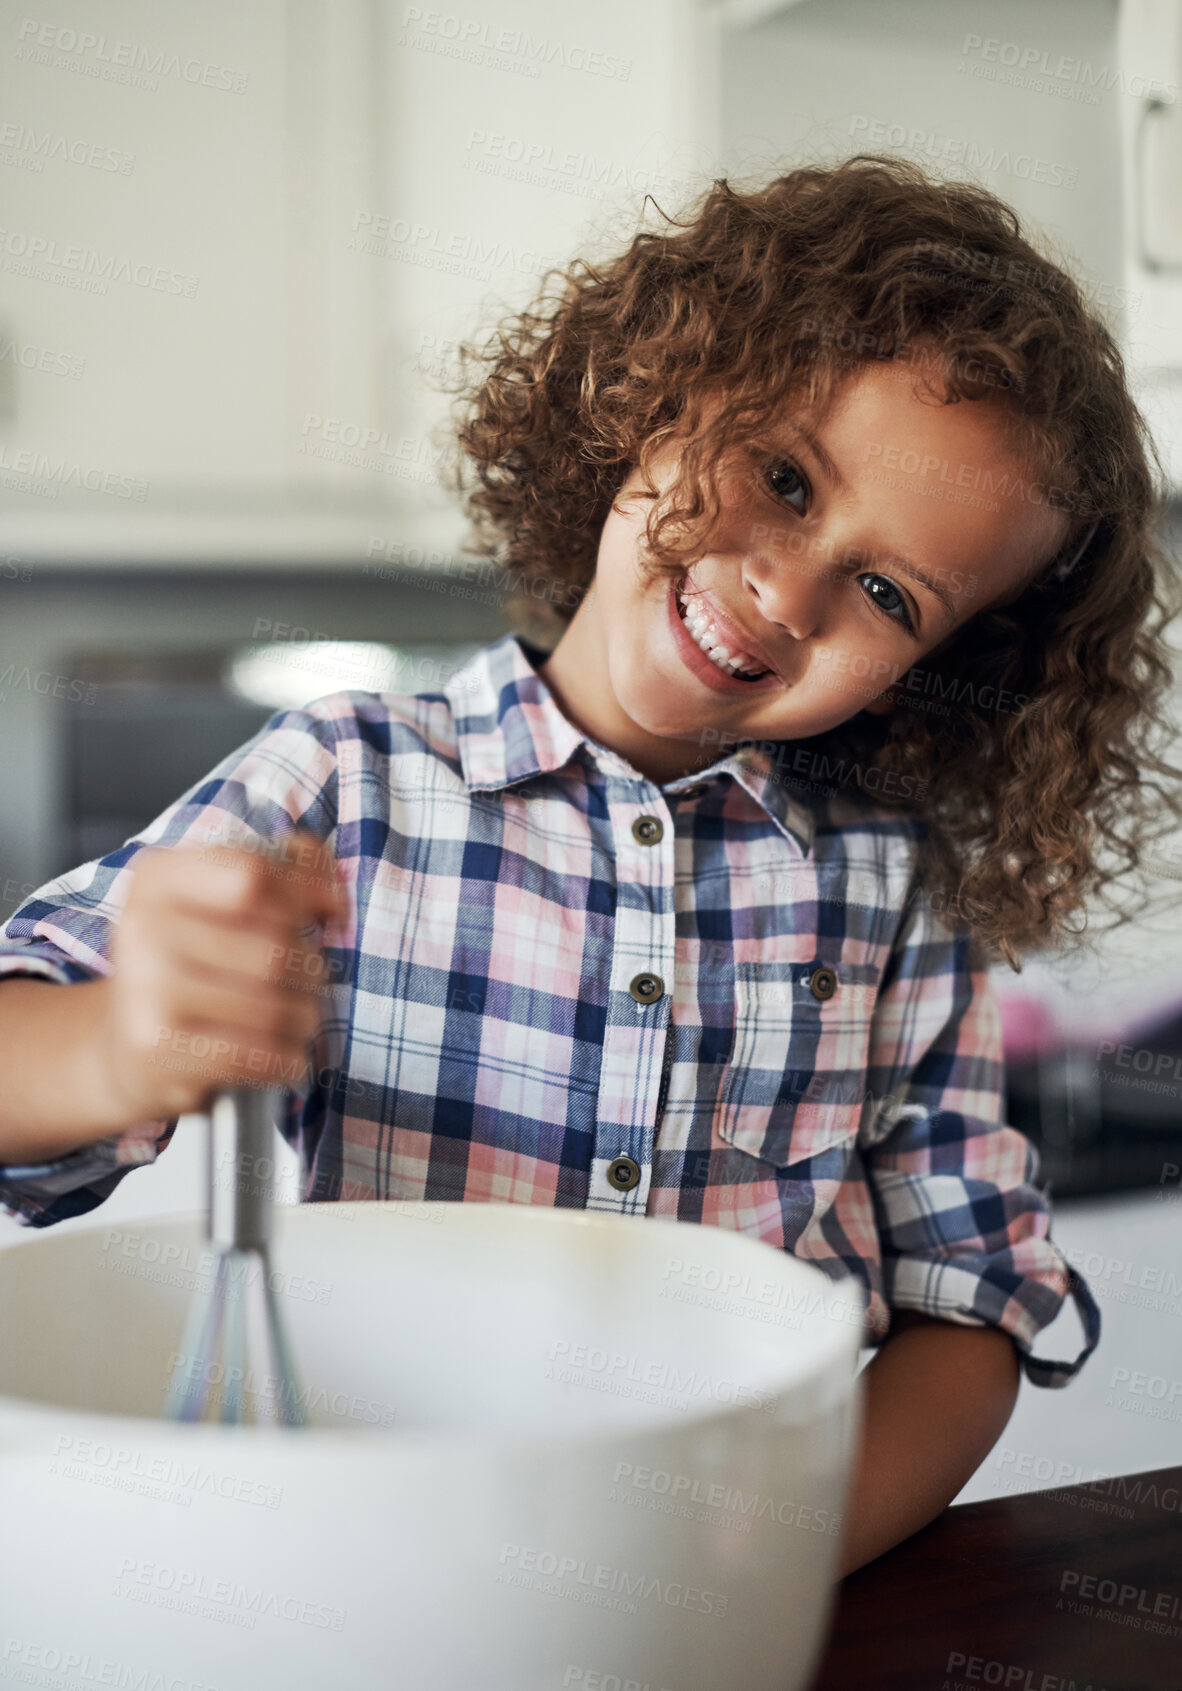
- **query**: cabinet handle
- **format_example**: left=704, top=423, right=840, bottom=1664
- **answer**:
left=1135, top=97, right=1182, bottom=274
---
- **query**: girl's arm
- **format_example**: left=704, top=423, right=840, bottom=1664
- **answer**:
left=837, top=1308, right=1020, bottom=1579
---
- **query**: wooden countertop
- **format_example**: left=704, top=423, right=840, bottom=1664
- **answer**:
left=809, top=1464, right=1182, bottom=1691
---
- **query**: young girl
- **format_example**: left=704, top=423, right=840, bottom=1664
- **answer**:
left=1, top=155, right=1179, bottom=1578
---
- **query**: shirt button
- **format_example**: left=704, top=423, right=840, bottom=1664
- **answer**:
left=808, top=965, right=838, bottom=1002
left=629, top=972, right=664, bottom=1004
left=607, top=1155, right=642, bottom=1192
left=631, top=815, right=664, bottom=845
left=680, top=785, right=706, bottom=800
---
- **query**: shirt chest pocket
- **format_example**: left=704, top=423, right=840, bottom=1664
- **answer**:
left=716, top=959, right=879, bottom=1170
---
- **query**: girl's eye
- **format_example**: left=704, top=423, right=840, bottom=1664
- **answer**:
left=857, top=573, right=916, bottom=635
left=758, top=458, right=918, bottom=637
left=764, top=458, right=809, bottom=515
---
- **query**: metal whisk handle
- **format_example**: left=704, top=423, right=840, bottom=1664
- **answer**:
left=207, top=1086, right=280, bottom=1253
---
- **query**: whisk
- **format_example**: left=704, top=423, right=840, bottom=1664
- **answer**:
left=163, top=1086, right=306, bottom=1426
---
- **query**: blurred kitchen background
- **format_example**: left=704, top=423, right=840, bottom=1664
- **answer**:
left=2, top=0, right=1182, bottom=1500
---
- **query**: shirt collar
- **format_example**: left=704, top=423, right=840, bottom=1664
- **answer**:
left=444, top=633, right=815, bottom=857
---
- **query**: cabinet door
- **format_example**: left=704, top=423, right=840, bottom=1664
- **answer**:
left=1, top=0, right=718, bottom=561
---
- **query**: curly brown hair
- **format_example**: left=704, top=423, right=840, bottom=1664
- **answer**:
left=436, top=153, right=1182, bottom=971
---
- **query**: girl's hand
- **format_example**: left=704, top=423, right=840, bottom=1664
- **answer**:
left=93, top=830, right=349, bottom=1126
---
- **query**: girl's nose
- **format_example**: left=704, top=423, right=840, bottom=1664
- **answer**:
left=741, top=543, right=829, bottom=642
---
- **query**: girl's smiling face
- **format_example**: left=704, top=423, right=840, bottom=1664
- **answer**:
left=540, top=361, right=1072, bottom=784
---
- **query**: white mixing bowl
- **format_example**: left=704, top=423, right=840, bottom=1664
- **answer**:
left=0, top=1201, right=864, bottom=1691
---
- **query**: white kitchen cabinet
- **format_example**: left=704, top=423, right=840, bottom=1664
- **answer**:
left=717, top=0, right=1128, bottom=337
left=7, top=0, right=1180, bottom=563
left=0, top=0, right=717, bottom=563
left=1119, top=0, right=1182, bottom=490
left=714, top=0, right=1182, bottom=489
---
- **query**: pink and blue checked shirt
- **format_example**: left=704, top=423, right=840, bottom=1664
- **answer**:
left=0, top=632, right=1100, bottom=1386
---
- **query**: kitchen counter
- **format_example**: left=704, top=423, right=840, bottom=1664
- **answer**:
left=809, top=1462, right=1182, bottom=1691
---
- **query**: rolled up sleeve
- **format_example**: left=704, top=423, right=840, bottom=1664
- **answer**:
left=0, top=699, right=340, bottom=1228
left=857, top=883, right=1101, bottom=1389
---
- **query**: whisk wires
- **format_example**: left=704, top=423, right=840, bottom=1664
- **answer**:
left=163, top=1088, right=306, bottom=1427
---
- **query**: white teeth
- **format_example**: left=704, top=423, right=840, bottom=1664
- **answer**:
left=677, top=587, right=768, bottom=678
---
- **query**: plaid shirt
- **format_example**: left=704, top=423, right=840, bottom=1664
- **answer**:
left=0, top=631, right=1100, bottom=1387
